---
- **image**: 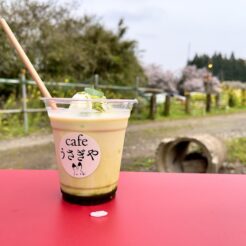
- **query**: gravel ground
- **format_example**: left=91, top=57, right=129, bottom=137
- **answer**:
left=1, top=112, right=246, bottom=172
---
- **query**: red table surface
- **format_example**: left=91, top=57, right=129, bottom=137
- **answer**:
left=1, top=170, right=246, bottom=246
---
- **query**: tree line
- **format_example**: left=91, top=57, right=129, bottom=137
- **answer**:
left=0, top=0, right=144, bottom=86
left=188, top=53, right=246, bottom=82
left=1, top=0, right=245, bottom=97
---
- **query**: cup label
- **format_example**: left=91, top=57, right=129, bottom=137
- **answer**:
left=59, top=132, right=101, bottom=178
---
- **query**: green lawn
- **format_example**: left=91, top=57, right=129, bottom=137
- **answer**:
left=131, top=98, right=246, bottom=123
left=226, top=138, right=246, bottom=165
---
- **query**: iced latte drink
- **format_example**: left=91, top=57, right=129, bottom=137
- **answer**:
left=42, top=90, right=136, bottom=205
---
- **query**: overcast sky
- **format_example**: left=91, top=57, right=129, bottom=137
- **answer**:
left=77, top=0, right=246, bottom=71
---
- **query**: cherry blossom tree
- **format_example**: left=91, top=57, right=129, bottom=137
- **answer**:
left=144, top=64, right=179, bottom=93
left=181, top=65, right=221, bottom=93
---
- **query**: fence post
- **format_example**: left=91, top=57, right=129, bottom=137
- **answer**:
left=206, top=93, right=212, bottom=113
left=149, top=93, right=157, bottom=120
left=204, top=75, right=212, bottom=113
left=215, top=93, right=220, bottom=109
left=185, top=92, right=191, bottom=114
left=135, top=76, right=139, bottom=98
left=228, top=91, right=234, bottom=107
left=241, top=88, right=246, bottom=106
left=20, top=70, right=28, bottom=134
left=94, top=74, right=99, bottom=89
left=163, top=94, right=171, bottom=116
left=134, top=76, right=140, bottom=117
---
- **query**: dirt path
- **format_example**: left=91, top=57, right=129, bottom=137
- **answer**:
left=1, top=112, right=246, bottom=170
left=124, top=112, right=246, bottom=161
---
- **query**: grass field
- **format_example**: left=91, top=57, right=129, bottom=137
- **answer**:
left=1, top=93, right=246, bottom=140
left=226, top=138, right=246, bottom=164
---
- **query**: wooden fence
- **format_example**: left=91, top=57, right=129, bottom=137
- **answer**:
left=0, top=75, right=164, bottom=133
left=1, top=76, right=246, bottom=133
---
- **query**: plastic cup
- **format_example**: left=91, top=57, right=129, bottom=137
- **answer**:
left=42, top=97, right=137, bottom=205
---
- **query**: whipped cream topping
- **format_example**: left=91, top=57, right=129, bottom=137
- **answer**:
left=69, top=92, right=93, bottom=110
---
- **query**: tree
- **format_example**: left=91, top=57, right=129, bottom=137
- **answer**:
left=0, top=0, right=144, bottom=85
left=188, top=52, right=246, bottom=81
left=181, top=65, right=221, bottom=93
left=144, top=64, right=179, bottom=93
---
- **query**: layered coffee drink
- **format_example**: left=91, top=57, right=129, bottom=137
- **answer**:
left=42, top=89, right=136, bottom=205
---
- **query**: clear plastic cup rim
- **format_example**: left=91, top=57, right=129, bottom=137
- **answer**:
left=41, top=97, right=138, bottom=104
